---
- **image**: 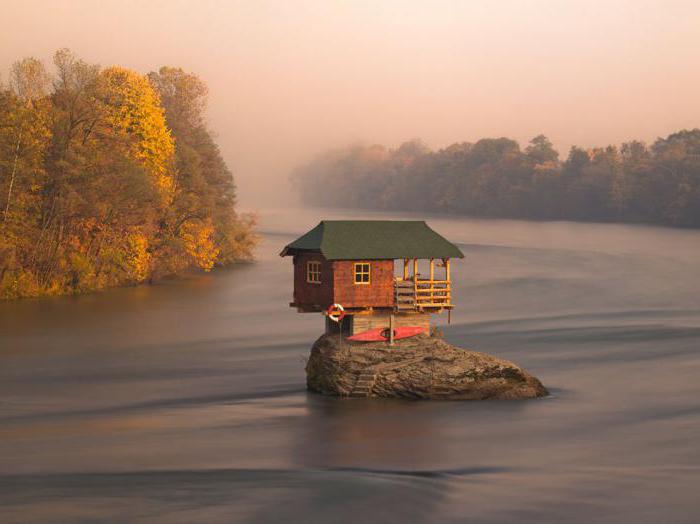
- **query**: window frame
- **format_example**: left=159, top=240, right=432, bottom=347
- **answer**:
left=353, top=262, right=371, bottom=285
left=306, top=260, right=322, bottom=284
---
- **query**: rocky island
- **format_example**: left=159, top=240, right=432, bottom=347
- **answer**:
left=306, top=333, right=548, bottom=400
left=283, top=221, right=546, bottom=400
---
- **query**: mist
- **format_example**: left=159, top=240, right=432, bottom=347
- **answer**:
left=2, top=0, right=699, bottom=208
left=3, top=3, right=700, bottom=520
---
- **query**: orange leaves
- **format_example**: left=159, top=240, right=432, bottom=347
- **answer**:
left=1, top=52, right=257, bottom=301
left=98, top=67, right=175, bottom=200
left=180, top=219, right=219, bottom=271
left=125, top=231, right=151, bottom=282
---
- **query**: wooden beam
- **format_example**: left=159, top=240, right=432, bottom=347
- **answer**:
left=445, top=258, right=451, bottom=282
left=389, top=314, right=394, bottom=346
left=429, top=258, right=434, bottom=281
left=413, top=258, right=418, bottom=306
left=403, top=258, right=409, bottom=280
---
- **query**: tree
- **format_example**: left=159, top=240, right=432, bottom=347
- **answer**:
left=148, top=66, right=256, bottom=270
left=147, top=66, right=208, bottom=131
left=292, top=129, right=700, bottom=227
left=2, top=58, right=51, bottom=223
left=98, top=67, right=175, bottom=198
left=651, top=129, right=700, bottom=225
left=9, top=57, right=49, bottom=101
left=0, top=77, right=51, bottom=296
left=1, top=50, right=256, bottom=300
left=526, top=135, right=559, bottom=165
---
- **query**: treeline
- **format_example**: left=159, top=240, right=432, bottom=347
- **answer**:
left=0, top=49, right=256, bottom=299
left=294, top=131, right=700, bottom=227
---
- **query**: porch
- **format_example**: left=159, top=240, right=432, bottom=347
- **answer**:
left=394, top=258, right=453, bottom=311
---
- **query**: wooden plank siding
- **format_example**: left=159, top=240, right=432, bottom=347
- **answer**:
left=292, top=255, right=451, bottom=313
left=292, top=255, right=393, bottom=311
left=332, top=260, right=394, bottom=309
left=351, top=311, right=430, bottom=335
left=292, top=253, right=334, bottom=309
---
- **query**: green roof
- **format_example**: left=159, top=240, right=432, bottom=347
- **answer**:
left=280, top=220, right=464, bottom=260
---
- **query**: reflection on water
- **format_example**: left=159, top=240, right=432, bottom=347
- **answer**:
left=1, top=208, right=699, bottom=523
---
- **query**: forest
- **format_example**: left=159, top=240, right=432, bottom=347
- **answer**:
left=0, top=50, right=256, bottom=299
left=294, top=131, right=700, bottom=228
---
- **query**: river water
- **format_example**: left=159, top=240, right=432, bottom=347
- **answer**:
left=1, top=208, right=699, bottom=523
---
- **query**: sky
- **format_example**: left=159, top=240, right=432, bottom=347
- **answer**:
left=2, top=0, right=699, bottom=207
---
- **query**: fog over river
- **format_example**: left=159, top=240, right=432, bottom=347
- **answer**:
left=1, top=208, right=699, bottom=523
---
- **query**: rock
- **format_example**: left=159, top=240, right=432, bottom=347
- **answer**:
left=305, top=333, right=548, bottom=400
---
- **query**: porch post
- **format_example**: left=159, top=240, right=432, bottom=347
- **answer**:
left=445, top=258, right=451, bottom=307
left=413, top=258, right=419, bottom=308
left=429, top=258, right=435, bottom=305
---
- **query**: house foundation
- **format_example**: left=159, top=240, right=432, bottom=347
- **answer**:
left=325, top=311, right=431, bottom=336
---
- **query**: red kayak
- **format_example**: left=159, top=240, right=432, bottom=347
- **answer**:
left=348, top=326, right=425, bottom=342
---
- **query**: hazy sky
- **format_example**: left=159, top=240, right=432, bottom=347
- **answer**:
left=2, top=0, right=699, bottom=207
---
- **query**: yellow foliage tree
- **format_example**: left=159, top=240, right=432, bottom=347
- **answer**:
left=181, top=219, right=220, bottom=271
left=126, top=230, right=151, bottom=282
left=98, top=67, right=175, bottom=199
left=1, top=51, right=257, bottom=301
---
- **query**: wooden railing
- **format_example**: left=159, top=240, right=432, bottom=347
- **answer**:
left=395, top=277, right=452, bottom=310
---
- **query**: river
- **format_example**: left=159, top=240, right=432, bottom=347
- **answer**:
left=1, top=208, right=699, bottom=523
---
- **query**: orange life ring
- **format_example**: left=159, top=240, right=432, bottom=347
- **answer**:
left=326, top=303, right=346, bottom=322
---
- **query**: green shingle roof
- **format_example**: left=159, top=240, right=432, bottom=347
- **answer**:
left=280, top=220, right=464, bottom=260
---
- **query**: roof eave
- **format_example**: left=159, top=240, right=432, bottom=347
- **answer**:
left=279, top=247, right=323, bottom=257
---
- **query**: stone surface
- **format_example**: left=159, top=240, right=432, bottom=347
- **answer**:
left=305, top=333, right=548, bottom=400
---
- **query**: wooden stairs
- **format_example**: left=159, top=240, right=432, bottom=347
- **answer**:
left=395, top=279, right=417, bottom=311
left=349, top=369, right=377, bottom=398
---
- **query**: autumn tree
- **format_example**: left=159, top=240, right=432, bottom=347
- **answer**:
left=1, top=50, right=256, bottom=300
left=0, top=58, right=52, bottom=297
left=98, top=66, right=175, bottom=198
left=148, top=66, right=256, bottom=272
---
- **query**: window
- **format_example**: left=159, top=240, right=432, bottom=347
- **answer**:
left=307, top=261, right=321, bottom=284
left=354, top=262, right=371, bottom=284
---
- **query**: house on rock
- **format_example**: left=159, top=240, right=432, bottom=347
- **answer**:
left=280, top=221, right=464, bottom=337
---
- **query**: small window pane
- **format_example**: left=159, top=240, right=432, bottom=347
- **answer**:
left=354, top=263, right=371, bottom=284
left=307, top=261, right=321, bottom=283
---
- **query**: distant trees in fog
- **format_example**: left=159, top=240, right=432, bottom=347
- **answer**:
left=294, top=130, right=700, bottom=227
left=0, top=50, right=257, bottom=299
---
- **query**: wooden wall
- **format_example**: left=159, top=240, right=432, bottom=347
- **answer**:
left=351, top=312, right=430, bottom=335
left=293, top=253, right=334, bottom=309
left=332, top=260, right=394, bottom=308
left=292, top=255, right=395, bottom=311
left=323, top=312, right=431, bottom=335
